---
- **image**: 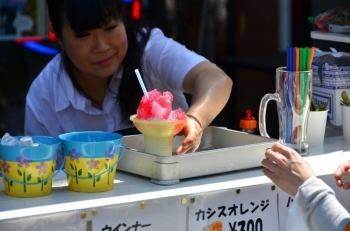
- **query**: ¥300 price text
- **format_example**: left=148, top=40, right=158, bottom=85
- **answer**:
left=228, top=218, right=263, bottom=231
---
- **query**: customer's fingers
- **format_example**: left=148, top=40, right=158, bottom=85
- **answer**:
left=262, top=167, right=276, bottom=180
left=261, top=158, right=277, bottom=171
left=334, top=161, right=350, bottom=179
left=264, top=149, right=290, bottom=172
left=270, top=142, right=296, bottom=159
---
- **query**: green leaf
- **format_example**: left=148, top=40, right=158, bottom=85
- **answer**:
left=311, top=97, right=320, bottom=111
left=345, top=99, right=350, bottom=106
left=310, top=96, right=329, bottom=111
left=96, top=175, right=101, bottom=182
left=37, top=177, right=42, bottom=182
left=10, top=181, right=13, bottom=186
left=88, top=172, right=93, bottom=178
left=70, top=163, right=74, bottom=170
left=110, top=167, right=114, bottom=173
left=27, top=174, right=32, bottom=181
left=104, top=163, right=108, bottom=169
left=78, top=169, right=82, bottom=176
left=341, top=90, right=349, bottom=101
left=17, top=170, right=22, bottom=176
left=44, top=181, right=48, bottom=185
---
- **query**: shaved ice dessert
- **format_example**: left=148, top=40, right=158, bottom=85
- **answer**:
left=130, top=89, right=188, bottom=156
left=136, top=89, right=187, bottom=121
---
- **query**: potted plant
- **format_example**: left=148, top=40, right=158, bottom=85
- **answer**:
left=341, top=90, right=350, bottom=106
left=341, top=90, right=350, bottom=141
left=307, top=96, right=329, bottom=146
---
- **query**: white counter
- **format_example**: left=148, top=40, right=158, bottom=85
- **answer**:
left=1, top=136, right=350, bottom=231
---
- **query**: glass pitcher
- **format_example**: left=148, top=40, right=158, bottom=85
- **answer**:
left=259, top=67, right=312, bottom=155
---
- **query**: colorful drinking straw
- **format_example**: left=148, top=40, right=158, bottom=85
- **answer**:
left=295, top=47, right=300, bottom=143
left=286, top=46, right=315, bottom=145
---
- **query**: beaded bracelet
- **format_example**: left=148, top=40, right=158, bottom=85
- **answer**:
left=186, top=114, right=202, bottom=129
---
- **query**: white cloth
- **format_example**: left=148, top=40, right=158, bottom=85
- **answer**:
left=24, top=28, right=207, bottom=137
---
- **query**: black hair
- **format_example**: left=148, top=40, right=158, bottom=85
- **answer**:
left=46, top=0, right=152, bottom=124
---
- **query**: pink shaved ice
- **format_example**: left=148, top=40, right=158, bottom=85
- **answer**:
left=136, top=89, right=187, bottom=121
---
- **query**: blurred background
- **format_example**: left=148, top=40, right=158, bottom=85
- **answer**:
left=0, top=0, right=349, bottom=139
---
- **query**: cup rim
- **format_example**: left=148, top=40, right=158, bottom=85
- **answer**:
left=309, top=110, right=329, bottom=113
left=58, top=131, right=123, bottom=143
left=129, top=114, right=188, bottom=124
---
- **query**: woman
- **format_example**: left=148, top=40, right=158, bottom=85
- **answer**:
left=262, top=142, right=350, bottom=231
left=24, top=0, right=232, bottom=154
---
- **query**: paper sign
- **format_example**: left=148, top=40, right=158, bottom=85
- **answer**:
left=0, top=211, right=84, bottom=231
left=189, top=184, right=278, bottom=231
left=278, top=189, right=294, bottom=231
left=92, top=197, right=187, bottom=231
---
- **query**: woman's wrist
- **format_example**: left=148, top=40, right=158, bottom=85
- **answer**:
left=186, top=113, right=203, bottom=129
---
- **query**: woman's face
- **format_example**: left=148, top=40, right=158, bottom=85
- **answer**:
left=59, top=19, right=128, bottom=79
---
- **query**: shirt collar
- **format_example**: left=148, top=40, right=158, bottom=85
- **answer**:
left=53, top=54, right=123, bottom=112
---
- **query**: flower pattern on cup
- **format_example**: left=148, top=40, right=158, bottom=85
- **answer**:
left=36, top=162, right=50, bottom=191
left=66, top=147, right=118, bottom=187
left=36, top=162, right=48, bottom=175
left=68, top=148, right=82, bottom=163
left=87, top=159, right=101, bottom=187
left=86, top=159, right=100, bottom=170
left=68, top=148, right=83, bottom=184
left=53, top=148, right=62, bottom=166
left=1, top=160, right=13, bottom=192
left=104, top=147, right=116, bottom=185
left=1, top=160, right=10, bottom=174
left=16, top=154, right=33, bottom=168
left=16, top=153, right=33, bottom=193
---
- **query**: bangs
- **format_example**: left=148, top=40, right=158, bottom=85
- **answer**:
left=65, top=0, right=123, bottom=35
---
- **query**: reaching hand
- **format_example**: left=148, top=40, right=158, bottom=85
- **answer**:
left=175, top=118, right=203, bottom=154
left=334, top=160, right=350, bottom=190
left=261, top=142, right=316, bottom=196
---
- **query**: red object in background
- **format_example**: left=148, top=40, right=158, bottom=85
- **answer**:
left=14, top=36, right=45, bottom=44
left=132, top=0, right=141, bottom=20
left=14, top=21, right=56, bottom=44
left=48, top=31, right=56, bottom=41
left=48, top=21, right=57, bottom=41
left=240, top=109, right=257, bottom=132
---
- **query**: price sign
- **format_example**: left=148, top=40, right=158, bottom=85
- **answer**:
left=0, top=211, right=84, bottom=231
left=278, top=189, right=294, bottom=231
left=92, top=196, right=187, bottom=231
left=189, top=184, right=278, bottom=231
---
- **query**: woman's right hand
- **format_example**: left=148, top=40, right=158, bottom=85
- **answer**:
left=334, top=160, right=350, bottom=189
left=175, top=116, right=203, bottom=154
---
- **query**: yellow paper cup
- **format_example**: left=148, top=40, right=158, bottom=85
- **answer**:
left=130, top=114, right=187, bottom=156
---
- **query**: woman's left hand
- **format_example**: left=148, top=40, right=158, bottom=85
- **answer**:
left=175, top=118, right=203, bottom=154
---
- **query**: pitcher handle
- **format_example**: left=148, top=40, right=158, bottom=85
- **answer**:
left=259, top=93, right=279, bottom=138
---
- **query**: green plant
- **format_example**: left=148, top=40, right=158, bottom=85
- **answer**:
left=310, top=96, right=329, bottom=111
left=341, top=91, right=350, bottom=106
